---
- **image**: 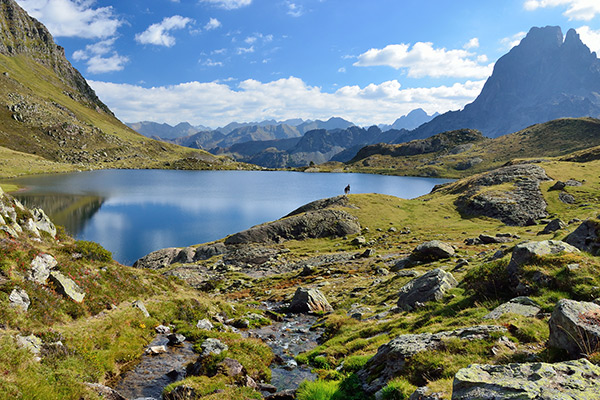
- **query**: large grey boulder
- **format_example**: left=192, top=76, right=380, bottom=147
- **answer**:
left=28, top=253, right=58, bottom=284
left=507, top=240, right=579, bottom=281
left=288, top=287, right=333, bottom=313
left=548, top=299, right=600, bottom=357
left=9, top=288, right=30, bottom=311
left=410, top=240, right=455, bottom=262
left=538, top=218, right=566, bottom=235
left=483, top=297, right=540, bottom=320
left=357, top=325, right=506, bottom=395
left=452, top=358, right=600, bottom=400
left=225, top=209, right=360, bottom=245
left=397, top=268, right=458, bottom=311
left=31, top=208, right=56, bottom=237
left=564, top=219, right=600, bottom=255
left=49, top=271, right=85, bottom=302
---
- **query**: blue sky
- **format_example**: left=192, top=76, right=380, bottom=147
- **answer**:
left=14, top=0, right=600, bottom=128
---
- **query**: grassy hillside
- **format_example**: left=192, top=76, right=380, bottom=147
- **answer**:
left=315, top=118, right=600, bottom=178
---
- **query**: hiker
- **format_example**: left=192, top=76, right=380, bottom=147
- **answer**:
left=344, top=184, right=350, bottom=195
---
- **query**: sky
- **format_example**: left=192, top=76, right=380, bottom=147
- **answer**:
left=13, top=0, right=600, bottom=128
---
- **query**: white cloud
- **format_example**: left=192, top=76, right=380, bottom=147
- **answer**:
left=464, top=38, right=479, bottom=49
left=204, top=17, right=221, bottom=30
left=71, top=37, right=128, bottom=73
left=15, top=0, right=122, bottom=38
left=89, top=76, right=485, bottom=127
left=577, top=25, right=600, bottom=53
left=199, top=0, right=251, bottom=10
left=287, top=2, right=304, bottom=17
left=500, top=31, right=527, bottom=50
left=236, top=46, right=254, bottom=54
left=524, top=0, right=600, bottom=21
left=135, top=15, right=193, bottom=47
left=354, top=42, right=494, bottom=79
left=202, top=58, right=224, bottom=67
left=338, top=67, right=346, bottom=73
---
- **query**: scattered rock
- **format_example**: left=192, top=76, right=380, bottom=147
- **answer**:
left=200, top=338, right=228, bottom=358
left=9, top=288, right=30, bottom=311
left=49, top=270, right=85, bottom=303
left=155, top=325, right=170, bottom=334
left=564, top=219, right=600, bottom=255
left=548, top=181, right=566, bottom=191
left=263, top=389, right=296, bottom=400
left=537, top=218, right=566, bottom=235
left=478, top=234, right=513, bottom=244
left=16, top=334, right=42, bottom=356
left=558, top=192, right=576, bottom=204
left=288, top=287, right=333, bottom=314
left=452, top=359, right=600, bottom=400
left=483, top=297, right=541, bottom=320
left=167, top=333, right=186, bottom=346
left=397, top=268, right=458, bottom=311
left=352, top=236, right=366, bottom=245
left=145, top=345, right=167, bottom=355
left=408, top=386, right=443, bottom=400
left=359, top=248, right=375, bottom=258
left=357, top=325, right=506, bottom=394
left=132, top=300, right=150, bottom=317
left=28, top=253, right=58, bottom=284
left=196, top=319, right=213, bottom=330
left=84, top=383, right=127, bottom=400
left=410, top=240, right=455, bottom=262
left=548, top=299, right=600, bottom=357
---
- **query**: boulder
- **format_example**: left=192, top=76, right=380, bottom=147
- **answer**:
left=548, top=299, right=600, bottom=357
left=357, top=325, right=506, bottom=394
left=167, top=333, right=186, bottom=346
left=507, top=240, right=580, bottom=281
left=410, top=240, right=455, bottom=262
left=31, top=208, right=56, bottom=237
left=155, top=325, right=171, bottom=334
left=288, top=287, right=333, bottom=313
left=397, top=268, right=458, bottom=311
left=132, top=300, right=150, bottom=317
left=200, top=338, right=228, bottom=358
left=538, top=218, right=566, bottom=235
left=483, top=297, right=541, bottom=320
left=146, top=345, right=167, bottom=355
left=478, top=234, right=513, bottom=244
left=28, top=254, right=58, bottom=284
left=217, top=357, right=246, bottom=377
left=565, top=219, right=600, bottom=255
left=84, top=383, right=127, bottom=400
left=22, top=218, right=40, bottom=237
left=49, top=271, right=85, bottom=303
left=409, top=387, right=443, bottom=400
left=16, top=334, right=42, bottom=355
left=452, top=359, right=600, bottom=400
left=224, top=209, right=360, bottom=245
left=9, top=288, right=30, bottom=311
left=559, top=192, right=576, bottom=204
left=196, top=319, right=213, bottom=330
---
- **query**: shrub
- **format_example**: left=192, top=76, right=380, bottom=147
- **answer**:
left=379, top=378, right=416, bottom=400
left=71, top=240, right=112, bottom=262
left=297, top=380, right=339, bottom=400
left=463, top=259, right=510, bottom=300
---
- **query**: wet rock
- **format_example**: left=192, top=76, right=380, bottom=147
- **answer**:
left=132, top=300, right=150, bottom=317
left=167, top=333, right=186, bottom=346
left=288, top=287, right=333, bottom=314
left=200, top=338, right=228, bottom=357
left=49, top=270, right=85, bottom=303
left=259, top=383, right=278, bottom=393
left=196, top=319, right=213, bottom=330
left=397, top=268, right=458, bottom=311
left=565, top=219, right=600, bottom=255
left=224, top=209, right=360, bottom=245
left=410, top=240, right=455, bottom=262
left=548, top=299, right=600, bottom=357
left=507, top=240, right=580, bottom=284
left=9, top=288, right=30, bottom=311
left=452, top=359, right=600, bottom=400
left=538, top=218, right=566, bottom=235
left=483, top=297, right=541, bottom=320
left=84, top=383, right=127, bottom=400
left=28, top=253, right=57, bottom=284
left=357, top=325, right=506, bottom=394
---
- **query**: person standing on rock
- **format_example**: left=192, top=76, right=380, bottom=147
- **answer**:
left=344, top=184, right=350, bottom=195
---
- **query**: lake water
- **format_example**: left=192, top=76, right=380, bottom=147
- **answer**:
left=9, top=170, right=451, bottom=265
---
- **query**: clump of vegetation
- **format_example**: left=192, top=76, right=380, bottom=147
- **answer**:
left=66, top=240, right=112, bottom=262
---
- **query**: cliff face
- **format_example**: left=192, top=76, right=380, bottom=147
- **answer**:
left=410, top=26, right=600, bottom=139
left=0, top=0, right=111, bottom=114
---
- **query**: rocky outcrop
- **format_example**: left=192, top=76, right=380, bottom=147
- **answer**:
left=450, top=164, right=551, bottom=226
left=133, top=243, right=226, bottom=269
left=564, top=219, right=600, bottom=255
left=410, top=240, right=455, bottom=262
left=285, top=195, right=352, bottom=217
left=397, top=269, right=458, bottom=311
left=483, top=297, right=540, bottom=320
left=28, top=253, right=58, bottom=284
left=452, top=359, right=600, bottom=399
left=49, top=271, right=85, bottom=303
left=357, top=325, right=506, bottom=395
left=507, top=240, right=580, bottom=283
left=225, top=209, right=360, bottom=245
left=31, top=208, right=56, bottom=237
left=288, top=287, right=333, bottom=313
left=548, top=299, right=600, bottom=357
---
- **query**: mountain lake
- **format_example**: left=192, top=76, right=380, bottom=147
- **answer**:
left=8, top=170, right=452, bottom=265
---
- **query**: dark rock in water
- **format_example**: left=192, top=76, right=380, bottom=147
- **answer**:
left=538, top=218, right=566, bottom=235
left=451, top=359, right=600, bottom=400
left=288, top=287, right=333, bottom=314
left=548, top=299, right=600, bottom=357
left=225, top=209, right=360, bottom=245
left=565, top=219, right=600, bottom=255
left=454, top=164, right=551, bottom=226
left=558, top=191, right=576, bottom=204
left=285, top=195, right=353, bottom=217
left=397, top=268, right=458, bottom=311
left=410, top=240, right=455, bottom=262
left=357, top=325, right=506, bottom=395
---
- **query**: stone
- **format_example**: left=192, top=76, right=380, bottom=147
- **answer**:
left=28, top=253, right=58, bottom=284
left=408, top=386, right=443, bottom=400
left=84, top=383, right=127, bottom=400
left=452, top=359, right=600, bottom=400
left=196, top=319, right=213, bottom=330
left=483, top=297, right=541, bottom=320
left=548, top=181, right=566, bottom=191
left=538, top=218, right=566, bottom=235
left=217, top=357, right=246, bottom=377
left=167, top=333, right=186, bottom=345
left=351, top=236, right=366, bottom=245
left=559, top=192, right=576, bottom=204
left=31, top=208, right=56, bottom=237
left=146, top=345, right=167, bottom=355
left=288, top=287, right=333, bottom=313
left=397, top=268, right=458, bottom=311
left=49, top=270, right=85, bottom=303
left=478, top=234, right=513, bottom=244
left=410, top=240, right=455, bottom=262
left=548, top=299, right=600, bottom=357
left=9, top=288, right=30, bottom=311
left=357, top=325, right=506, bottom=394
left=16, top=334, right=42, bottom=355
left=200, top=338, right=228, bottom=358
left=565, top=219, right=600, bottom=255
left=507, top=240, right=580, bottom=282
left=155, top=325, right=170, bottom=334
left=22, top=218, right=40, bottom=237
left=132, top=300, right=150, bottom=317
